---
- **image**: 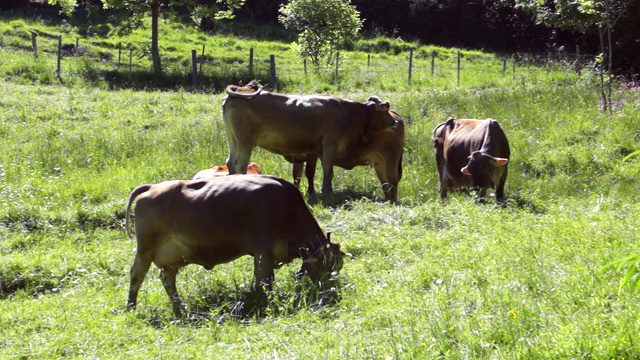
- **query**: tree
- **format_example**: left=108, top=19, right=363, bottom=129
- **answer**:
left=47, top=0, right=246, bottom=77
left=509, top=0, right=629, bottom=112
left=279, top=0, right=362, bottom=70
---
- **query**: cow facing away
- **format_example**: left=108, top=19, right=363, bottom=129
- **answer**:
left=192, top=162, right=261, bottom=179
left=286, top=108, right=404, bottom=202
left=222, top=81, right=399, bottom=197
left=125, top=175, right=347, bottom=317
left=432, top=118, right=510, bottom=201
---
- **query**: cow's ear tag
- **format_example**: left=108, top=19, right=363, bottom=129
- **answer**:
left=461, top=166, right=471, bottom=175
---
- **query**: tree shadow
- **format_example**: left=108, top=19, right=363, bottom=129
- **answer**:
left=101, top=69, right=270, bottom=93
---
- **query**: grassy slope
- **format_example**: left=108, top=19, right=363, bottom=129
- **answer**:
left=1, top=13, right=640, bottom=359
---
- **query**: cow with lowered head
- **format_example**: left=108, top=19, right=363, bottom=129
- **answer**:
left=432, top=118, right=510, bottom=201
left=222, top=81, right=399, bottom=199
left=125, top=175, right=347, bottom=317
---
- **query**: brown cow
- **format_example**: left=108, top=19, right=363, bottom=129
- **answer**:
left=192, top=162, right=261, bottom=179
left=125, top=175, right=347, bottom=317
left=222, top=81, right=399, bottom=196
left=286, top=107, right=404, bottom=202
left=432, top=118, right=510, bottom=201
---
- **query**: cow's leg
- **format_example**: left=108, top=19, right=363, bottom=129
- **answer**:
left=439, top=167, right=450, bottom=199
left=495, top=166, right=508, bottom=201
left=229, top=143, right=252, bottom=175
left=292, top=161, right=304, bottom=189
left=159, top=266, right=184, bottom=318
left=305, top=155, right=318, bottom=194
left=375, top=157, right=402, bottom=202
left=320, top=148, right=336, bottom=194
left=223, top=121, right=238, bottom=173
left=127, top=250, right=154, bottom=311
left=253, top=253, right=275, bottom=292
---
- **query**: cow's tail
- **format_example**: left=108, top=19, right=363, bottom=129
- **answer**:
left=125, top=184, right=153, bottom=238
left=398, top=148, right=404, bottom=180
left=225, top=80, right=262, bottom=99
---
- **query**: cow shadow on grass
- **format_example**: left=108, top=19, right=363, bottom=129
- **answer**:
left=447, top=191, right=547, bottom=215
left=306, top=189, right=384, bottom=208
left=145, top=275, right=346, bottom=326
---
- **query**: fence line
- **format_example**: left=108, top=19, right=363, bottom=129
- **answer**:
left=26, top=33, right=593, bottom=91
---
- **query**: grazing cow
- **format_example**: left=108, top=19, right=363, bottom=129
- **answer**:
left=192, top=162, right=261, bottom=179
left=286, top=108, right=404, bottom=202
left=222, top=81, right=399, bottom=197
left=432, top=118, right=510, bottom=200
left=125, top=175, right=347, bottom=317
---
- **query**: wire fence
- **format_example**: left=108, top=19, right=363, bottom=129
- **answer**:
left=16, top=31, right=598, bottom=92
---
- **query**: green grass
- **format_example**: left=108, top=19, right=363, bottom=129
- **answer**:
left=1, top=13, right=640, bottom=359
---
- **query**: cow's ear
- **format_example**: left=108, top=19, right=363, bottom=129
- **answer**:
left=494, top=157, right=509, bottom=166
left=461, top=166, right=471, bottom=175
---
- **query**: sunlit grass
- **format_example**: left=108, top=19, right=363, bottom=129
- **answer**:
left=1, top=12, right=640, bottom=360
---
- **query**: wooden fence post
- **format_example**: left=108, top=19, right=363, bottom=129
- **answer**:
left=512, top=55, right=516, bottom=79
left=502, top=57, right=507, bottom=74
left=249, top=48, right=254, bottom=79
left=367, top=54, right=371, bottom=67
left=118, top=43, right=122, bottom=66
left=269, top=55, right=277, bottom=90
left=75, top=37, right=79, bottom=58
left=31, top=32, right=37, bottom=56
left=408, top=48, right=414, bottom=85
left=56, top=35, right=62, bottom=76
left=303, top=58, right=307, bottom=76
left=334, top=52, right=340, bottom=85
left=191, top=49, right=198, bottom=87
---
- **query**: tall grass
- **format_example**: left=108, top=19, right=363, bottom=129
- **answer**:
left=1, top=13, right=640, bottom=359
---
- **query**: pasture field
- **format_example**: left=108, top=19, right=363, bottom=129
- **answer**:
left=2, top=14, right=640, bottom=359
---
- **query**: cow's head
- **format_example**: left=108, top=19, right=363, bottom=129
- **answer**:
left=461, top=151, right=508, bottom=190
left=299, top=233, right=348, bottom=288
left=366, top=96, right=398, bottom=132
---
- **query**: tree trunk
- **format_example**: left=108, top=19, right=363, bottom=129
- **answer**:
left=151, top=0, right=162, bottom=76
